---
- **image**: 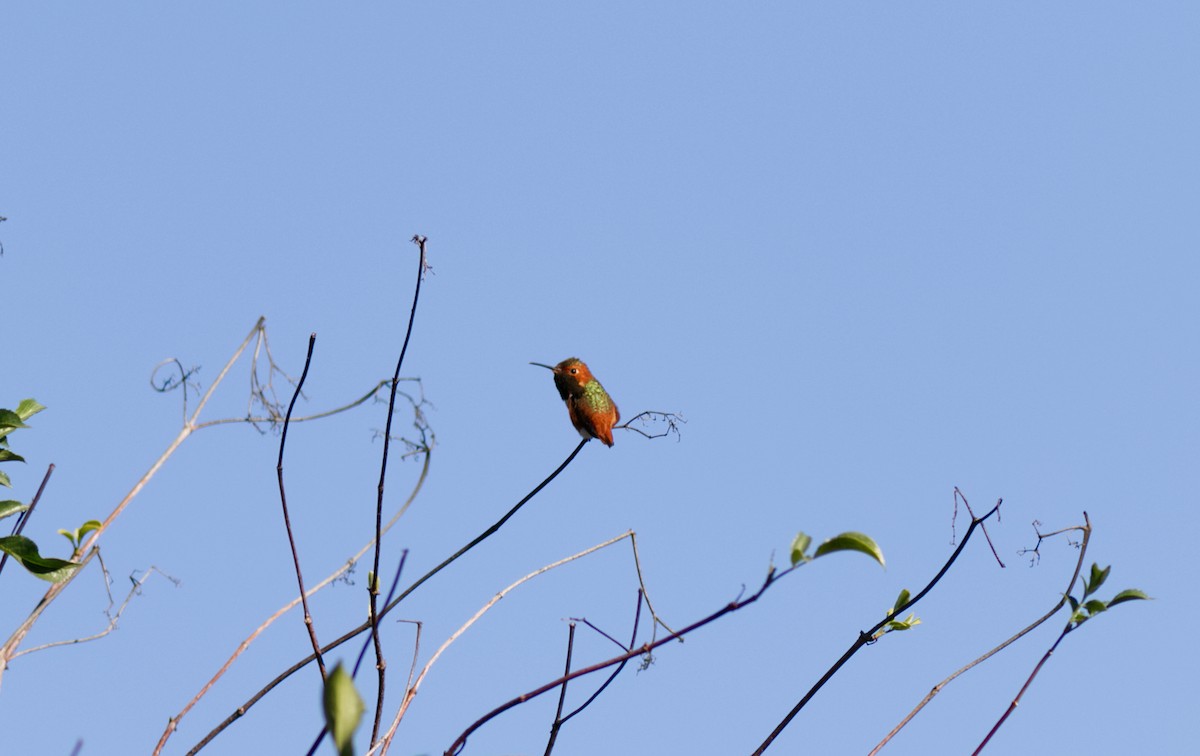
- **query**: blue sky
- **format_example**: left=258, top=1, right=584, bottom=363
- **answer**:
left=3, top=4, right=1196, bottom=755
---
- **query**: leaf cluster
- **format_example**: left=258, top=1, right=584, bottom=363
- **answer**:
left=1067, top=563, right=1149, bottom=630
left=0, top=399, right=45, bottom=488
left=0, top=399, right=85, bottom=584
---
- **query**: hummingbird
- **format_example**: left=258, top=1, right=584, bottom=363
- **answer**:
left=530, top=357, right=620, bottom=447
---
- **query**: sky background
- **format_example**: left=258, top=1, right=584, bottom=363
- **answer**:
left=3, top=4, right=1197, bottom=755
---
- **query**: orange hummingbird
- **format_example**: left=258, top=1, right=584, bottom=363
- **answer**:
left=530, top=357, right=620, bottom=447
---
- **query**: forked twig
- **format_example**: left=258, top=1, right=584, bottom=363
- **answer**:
left=373, top=531, right=635, bottom=755
left=953, top=488, right=1004, bottom=567
left=559, top=591, right=643, bottom=729
left=869, top=514, right=1092, bottom=754
left=12, top=564, right=176, bottom=659
left=445, top=561, right=797, bottom=755
left=751, top=500, right=1004, bottom=755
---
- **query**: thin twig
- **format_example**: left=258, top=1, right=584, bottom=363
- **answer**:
left=559, top=590, right=643, bottom=726
left=751, top=500, right=1004, bottom=755
left=193, top=378, right=397, bottom=430
left=543, top=622, right=576, bottom=756
left=382, top=439, right=588, bottom=613
left=368, top=235, right=428, bottom=747
left=12, top=564, right=176, bottom=659
left=629, top=532, right=678, bottom=640
left=277, top=333, right=326, bottom=681
left=616, top=411, right=685, bottom=441
left=869, top=514, right=1092, bottom=754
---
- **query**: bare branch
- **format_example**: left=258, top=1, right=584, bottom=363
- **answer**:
left=187, top=438, right=588, bottom=753
left=869, top=514, right=1092, bottom=754
left=751, top=500, right=1004, bottom=755
left=445, top=563, right=792, bottom=755
left=971, top=512, right=1094, bottom=755
left=368, top=234, right=429, bottom=748
left=559, top=590, right=643, bottom=727
left=542, top=622, right=576, bottom=756
left=954, top=488, right=1005, bottom=568
left=276, top=333, right=327, bottom=680
left=628, top=532, right=678, bottom=641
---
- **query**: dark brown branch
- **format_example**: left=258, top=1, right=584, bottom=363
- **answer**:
left=560, top=590, right=644, bottom=726
left=955, top=488, right=1005, bottom=568
left=0, top=463, right=54, bottom=578
left=542, top=622, right=576, bottom=756
left=276, top=333, right=326, bottom=681
left=446, top=571, right=788, bottom=755
left=751, top=500, right=1004, bottom=755
left=189, top=439, right=589, bottom=754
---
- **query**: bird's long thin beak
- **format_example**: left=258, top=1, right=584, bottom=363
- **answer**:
left=529, top=362, right=555, bottom=370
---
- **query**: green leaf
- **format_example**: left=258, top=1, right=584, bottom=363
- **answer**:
left=813, top=532, right=885, bottom=569
left=789, top=531, right=812, bottom=566
left=0, top=470, right=9, bottom=488
left=873, top=613, right=921, bottom=640
left=0, top=409, right=27, bottom=431
left=60, top=519, right=103, bottom=549
left=892, top=588, right=912, bottom=614
left=1083, top=599, right=1107, bottom=616
left=0, top=449, right=26, bottom=464
left=0, top=500, right=29, bottom=521
left=323, top=662, right=364, bottom=756
left=77, top=520, right=101, bottom=541
left=1067, top=595, right=1079, bottom=612
left=1086, top=564, right=1111, bottom=596
left=1107, top=589, right=1151, bottom=607
left=0, top=535, right=82, bottom=583
left=15, top=399, right=46, bottom=422
left=889, top=613, right=921, bottom=631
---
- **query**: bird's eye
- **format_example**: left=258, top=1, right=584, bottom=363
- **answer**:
left=570, top=368, right=578, bottom=374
